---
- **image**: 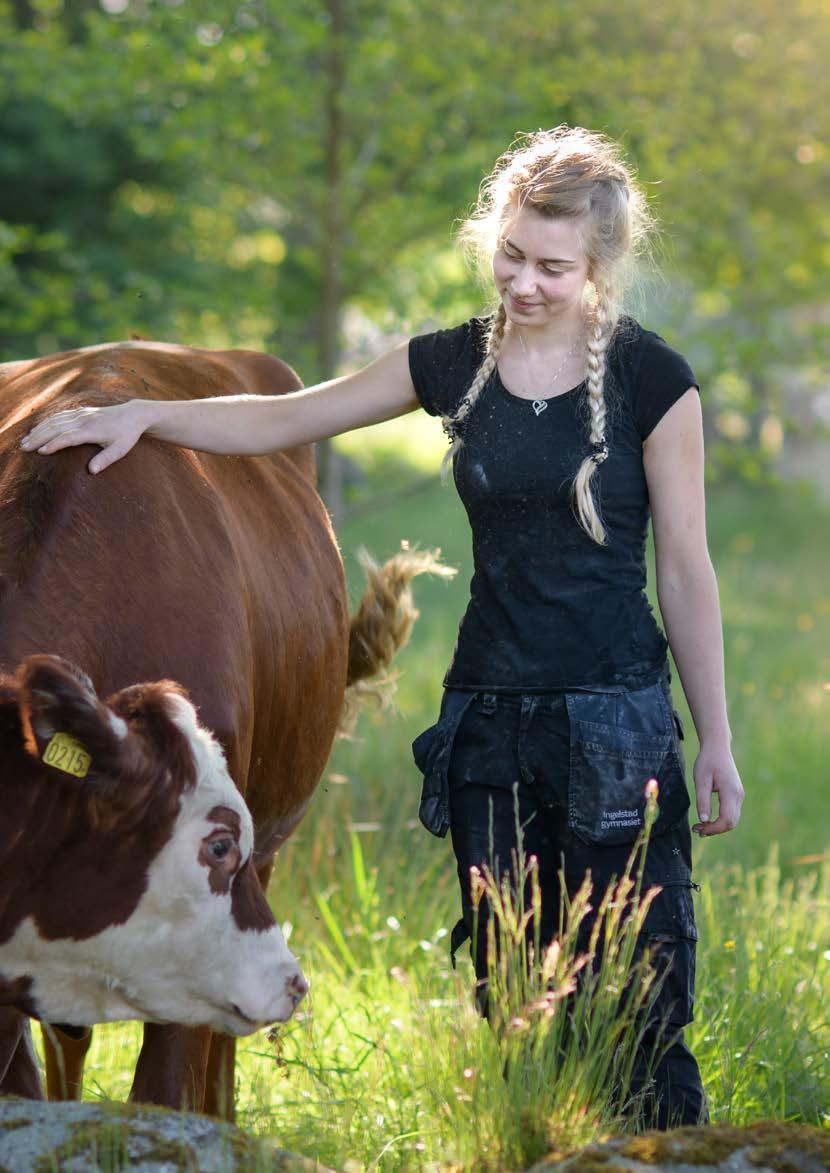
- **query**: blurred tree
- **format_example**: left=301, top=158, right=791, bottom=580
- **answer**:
left=585, top=0, right=829, bottom=475
left=10, top=0, right=33, bottom=29
left=0, top=0, right=826, bottom=496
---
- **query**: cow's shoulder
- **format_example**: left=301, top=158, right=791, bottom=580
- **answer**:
left=210, top=349, right=303, bottom=399
left=2, top=342, right=303, bottom=415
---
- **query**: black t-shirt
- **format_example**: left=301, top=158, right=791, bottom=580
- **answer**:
left=408, top=315, right=698, bottom=691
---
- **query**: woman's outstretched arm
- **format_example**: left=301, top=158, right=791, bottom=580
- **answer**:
left=20, top=341, right=419, bottom=474
left=645, top=387, right=745, bottom=837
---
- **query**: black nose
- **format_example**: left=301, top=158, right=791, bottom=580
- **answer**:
left=287, top=972, right=309, bottom=1003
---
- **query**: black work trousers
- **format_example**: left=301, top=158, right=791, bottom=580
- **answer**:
left=414, top=676, right=707, bottom=1130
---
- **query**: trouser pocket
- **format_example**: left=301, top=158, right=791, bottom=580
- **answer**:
left=565, top=681, right=689, bottom=846
left=412, top=690, right=478, bottom=838
left=641, top=878, right=699, bottom=1029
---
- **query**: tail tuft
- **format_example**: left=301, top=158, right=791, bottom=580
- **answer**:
left=340, top=544, right=455, bottom=733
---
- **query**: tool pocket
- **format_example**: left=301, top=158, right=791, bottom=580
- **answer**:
left=412, top=691, right=478, bottom=838
left=640, top=877, right=699, bottom=1027
left=565, top=681, right=689, bottom=846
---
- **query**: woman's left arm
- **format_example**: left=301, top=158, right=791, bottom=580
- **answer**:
left=644, top=388, right=744, bottom=837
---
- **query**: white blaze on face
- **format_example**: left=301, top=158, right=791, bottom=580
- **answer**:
left=4, top=692, right=307, bottom=1035
left=129, top=693, right=308, bottom=1033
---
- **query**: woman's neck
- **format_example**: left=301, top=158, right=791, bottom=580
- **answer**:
left=506, top=304, right=583, bottom=349
left=507, top=310, right=586, bottom=357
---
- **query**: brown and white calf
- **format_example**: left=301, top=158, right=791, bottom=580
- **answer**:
left=0, top=656, right=307, bottom=1040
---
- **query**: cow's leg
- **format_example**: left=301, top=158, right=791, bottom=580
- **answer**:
left=0, top=1010, right=44, bottom=1099
left=130, top=1023, right=212, bottom=1111
left=204, top=1032, right=236, bottom=1120
left=42, top=1023, right=93, bottom=1100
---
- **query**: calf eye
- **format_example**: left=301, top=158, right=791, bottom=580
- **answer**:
left=198, top=826, right=241, bottom=885
left=208, top=837, right=234, bottom=862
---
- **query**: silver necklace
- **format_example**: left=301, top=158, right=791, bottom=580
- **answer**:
left=516, top=328, right=583, bottom=416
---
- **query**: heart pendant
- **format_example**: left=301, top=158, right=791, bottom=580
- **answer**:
left=532, top=399, right=548, bottom=417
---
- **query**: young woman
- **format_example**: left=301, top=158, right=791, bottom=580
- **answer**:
left=22, top=126, right=743, bottom=1128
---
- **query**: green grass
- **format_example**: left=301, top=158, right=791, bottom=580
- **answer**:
left=56, top=847, right=830, bottom=1168
left=36, top=421, right=830, bottom=1169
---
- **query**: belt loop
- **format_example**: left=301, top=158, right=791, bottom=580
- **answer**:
left=481, top=693, right=497, bottom=713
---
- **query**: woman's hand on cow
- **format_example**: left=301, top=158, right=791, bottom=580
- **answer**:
left=691, top=741, right=744, bottom=836
left=20, top=401, right=150, bottom=474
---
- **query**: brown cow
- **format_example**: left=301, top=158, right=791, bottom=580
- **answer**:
left=0, top=341, right=438, bottom=1116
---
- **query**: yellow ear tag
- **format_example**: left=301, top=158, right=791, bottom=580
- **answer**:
left=43, top=732, right=92, bottom=779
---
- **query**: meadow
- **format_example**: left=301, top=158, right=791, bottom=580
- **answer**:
left=55, top=414, right=830, bottom=1170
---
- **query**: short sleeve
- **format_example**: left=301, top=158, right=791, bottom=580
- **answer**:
left=632, top=331, right=699, bottom=440
left=408, top=318, right=486, bottom=418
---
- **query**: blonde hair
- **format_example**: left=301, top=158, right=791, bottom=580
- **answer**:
left=443, top=126, right=655, bottom=544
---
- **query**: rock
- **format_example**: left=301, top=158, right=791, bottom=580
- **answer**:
left=528, top=1121, right=830, bottom=1172
left=0, top=1097, right=334, bottom=1172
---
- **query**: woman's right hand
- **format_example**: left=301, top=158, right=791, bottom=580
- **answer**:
left=20, top=401, right=151, bottom=474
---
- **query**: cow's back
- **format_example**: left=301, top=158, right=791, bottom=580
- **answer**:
left=0, top=343, right=349, bottom=853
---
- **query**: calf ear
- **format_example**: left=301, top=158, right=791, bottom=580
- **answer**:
left=17, top=655, right=128, bottom=782
left=107, top=682, right=197, bottom=794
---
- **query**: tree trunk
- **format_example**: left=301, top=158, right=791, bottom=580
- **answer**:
left=11, top=0, right=35, bottom=29
left=63, top=0, right=96, bottom=41
left=316, top=0, right=347, bottom=519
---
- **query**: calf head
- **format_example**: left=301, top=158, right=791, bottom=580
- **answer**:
left=0, top=655, right=306, bottom=1036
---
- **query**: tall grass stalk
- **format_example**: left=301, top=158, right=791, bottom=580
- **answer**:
left=34, top=835, right=829, bottom=1170
left=422, top=780, right=675, bottom=1168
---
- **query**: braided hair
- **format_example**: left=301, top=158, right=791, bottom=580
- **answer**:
left=440, top=304, right=506, bottom=479
left=444, top=127, right=655, bottom=544
left=572, top=281, right=615, bottom=542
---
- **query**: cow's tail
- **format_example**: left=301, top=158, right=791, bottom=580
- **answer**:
left=340, top=544, right=455, bottom=733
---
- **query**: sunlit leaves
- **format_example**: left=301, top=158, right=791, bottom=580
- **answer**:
left=0, top=0, right=826, bottom=429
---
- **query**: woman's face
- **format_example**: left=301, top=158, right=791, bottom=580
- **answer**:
left=492, top=206, right=591, bottom=330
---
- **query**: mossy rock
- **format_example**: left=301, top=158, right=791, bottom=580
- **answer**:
left=529, top=1121, right=830, bottom=1172
left=0, top=1097, right=334, bottom=1172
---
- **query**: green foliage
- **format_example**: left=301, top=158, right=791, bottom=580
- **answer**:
left=1, top=0, right=826, bottom=455
left=0, top=2, right=295, bottom=356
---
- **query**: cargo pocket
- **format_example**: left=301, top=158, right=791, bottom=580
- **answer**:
left=640, top=878, right=699, bottom=1028
left=412, top=691, right=478, bottom=839
left=565, top=681, right=690, bottom=846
